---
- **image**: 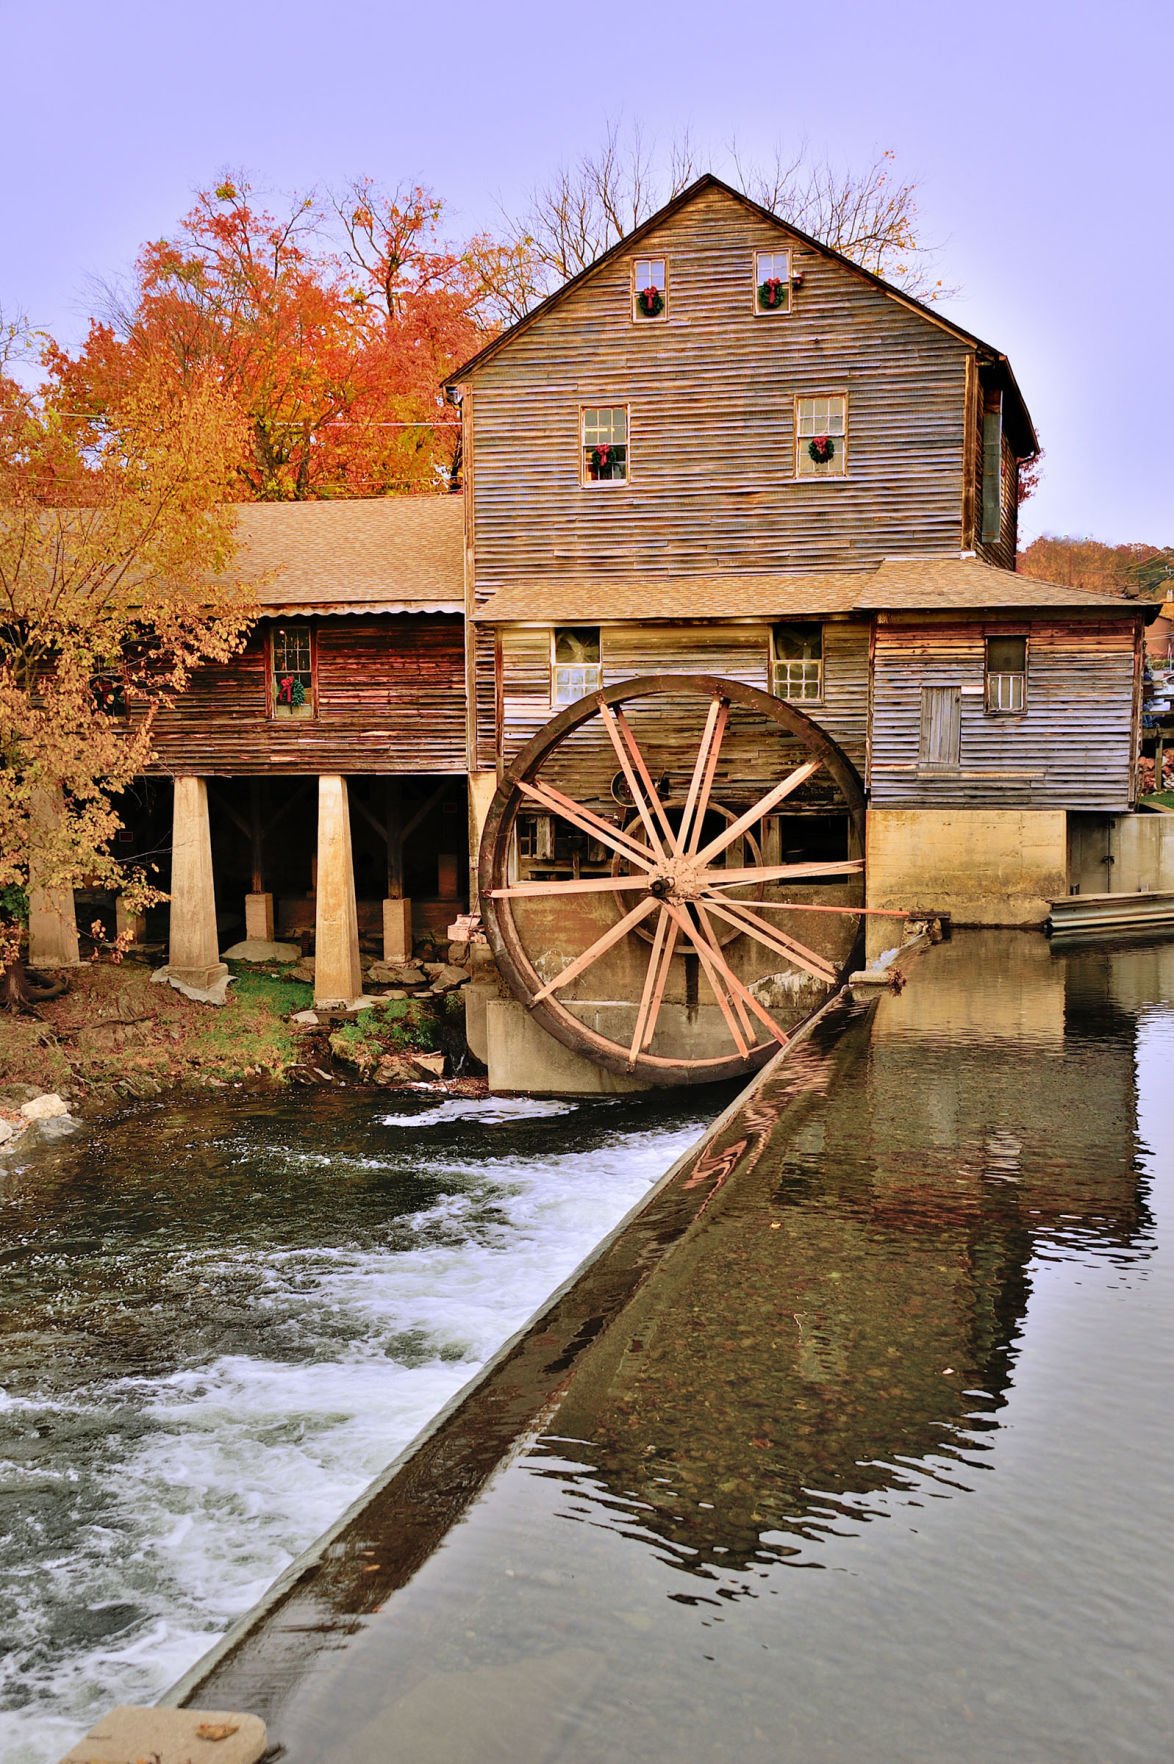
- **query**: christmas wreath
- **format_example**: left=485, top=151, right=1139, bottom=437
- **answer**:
left=757, top=276, right=789, bottom=310
left=636, top=285, right=664, bottom=318
left=278, top=674, right=307, bottom=707
left=807, top=434, right=835, bottom=466
left=590, top=444, right=618, bottom=475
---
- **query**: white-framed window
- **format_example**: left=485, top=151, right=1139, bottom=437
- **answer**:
left=271, top=623, right=315, bottom=717
left=772, top=623, right=823, bottom=702
left=632, top=257, right=667, bottom=321
left=755, top=248, right=792, bottom=314
left=582, top=406, right=628, bottom=484
left=985, top=634, right=1027, bottom=713
left=796, top=395, right=847, bottom=478
left=552, top=627, right=602, bottom=706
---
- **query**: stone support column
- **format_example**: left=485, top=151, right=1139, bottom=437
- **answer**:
left=167, top=777, right=228, bottom=990
left=27, top=783, right=81, bottom=968
left=245, top=893, right=275, bottom=941
left=382, top=898, right=413, bottom=963
left=315, top=775, right=362, bottom=1007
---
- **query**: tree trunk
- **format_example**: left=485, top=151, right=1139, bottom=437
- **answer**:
left=1, top=958, right=70, bottom=1013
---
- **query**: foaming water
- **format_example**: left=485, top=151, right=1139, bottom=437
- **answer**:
left=0, top=1087, right=716, bottom=1762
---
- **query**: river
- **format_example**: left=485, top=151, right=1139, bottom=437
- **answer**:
left=0, top=1087, right=719, bottom=1762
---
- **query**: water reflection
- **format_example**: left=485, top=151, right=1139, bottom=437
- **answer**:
left=533, top=932, right=1151, bottom=1586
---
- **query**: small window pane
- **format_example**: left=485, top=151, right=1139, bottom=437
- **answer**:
left=553, top=627, right=602, bottom=705
left=272, top=625, right=313, bottom=714
left=987, top=636, right=1026, bottom=673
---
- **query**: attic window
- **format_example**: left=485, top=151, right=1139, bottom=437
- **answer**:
left=582, top=407, right=628, bottom=484
left=755, top=249, right=792, bottom=314
left=553, top=627, right=602, bottom=706
left=633, top=257, right=667, bottom=321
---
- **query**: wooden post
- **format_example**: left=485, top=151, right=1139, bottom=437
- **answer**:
left=167, top=777, right=228, bottom=991
left=314, top=775, right=363, bottom=1007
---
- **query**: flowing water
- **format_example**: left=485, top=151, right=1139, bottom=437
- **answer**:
left=182, top=932, right=1174, bottom=1764
left=0, top=1086, right=719, bottom=1762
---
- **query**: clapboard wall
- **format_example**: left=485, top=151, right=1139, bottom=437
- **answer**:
left=145, top=615, right=467, bottom=776
left=496, top=618, right=871, bottom=777
left=869, top=616, right=1138, bottom=811
left=461, top=183, right=975, bottom=606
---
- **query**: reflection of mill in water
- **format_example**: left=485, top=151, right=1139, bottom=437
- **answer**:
left=528, top=932, right=1152, bottom=1589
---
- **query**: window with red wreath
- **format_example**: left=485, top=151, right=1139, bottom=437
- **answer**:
left=271, top=624, right=314, bottom=717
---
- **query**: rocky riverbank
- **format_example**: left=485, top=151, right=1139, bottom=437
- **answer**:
left=0, top=942, right=483, bottom=1113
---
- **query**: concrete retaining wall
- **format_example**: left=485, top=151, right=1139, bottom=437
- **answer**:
left=1068, top=812, right=1174, bottom=896
left=865, top=807, right=1068, bottom=928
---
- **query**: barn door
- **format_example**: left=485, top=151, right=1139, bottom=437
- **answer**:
left=919, top=686, right=961, bottom=766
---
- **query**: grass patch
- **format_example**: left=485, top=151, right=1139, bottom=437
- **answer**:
left=329, top=998, right=441, bottom=1078
left=187, top=968, right=315, bottom=1079
left=1141, top=789, right=1174, bottom=810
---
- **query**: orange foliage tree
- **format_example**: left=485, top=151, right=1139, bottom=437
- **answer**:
left=48, top=178, right=501, bottom=501
left=1020, top=535, right=1174, bottom=601
left=0, top=357, right=253, bottom=1003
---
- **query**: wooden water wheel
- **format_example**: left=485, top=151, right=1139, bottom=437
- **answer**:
left=479, top=675, right=866, bottom=1087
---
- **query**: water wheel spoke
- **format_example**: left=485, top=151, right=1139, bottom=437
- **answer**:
left=703, top=858, right=865, bottom=887
left=601, top=700, right=679, bottom=857
left=490, top=874, right=654, bottom=901
left=662, top=902, right=750, bottom=1057
left=678, top=696, right=729, bottom=858
left=699, top=894, right=838, bottom=984
left=691, top=903, right=756, bottom=1043
left=711, top=898, right=883, bottom=919
left=665, top=902, right=790, bottom=1054
left=628, top=908, right=679, bottom=1066
left=693, top=759, right=823, bottom=866
left=531, top=895, right=659, bottom=1005
left=516, top=777, right=657, bottom=872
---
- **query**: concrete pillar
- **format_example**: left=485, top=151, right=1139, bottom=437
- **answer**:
left=315, top=775, right=362, bottom=1007
left=468, top=770, right=499, bottom=910
left=167, top=777, right=228, bottom=990
left=27, top=786, right=81, bottom=968
left=382, top=896, right=413, bottom=962
left=245, top=892, right=275, bottom=941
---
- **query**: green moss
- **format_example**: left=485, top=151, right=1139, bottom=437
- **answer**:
left=187, top=968, right=315, bottom=1079
left=328, top=998, right=441, bottom=1078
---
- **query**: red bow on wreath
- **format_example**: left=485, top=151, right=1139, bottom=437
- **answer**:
left=764, top=277, right=784, bottom=306
left=593, top=444, right=611, bottom=468
left=278, top=674, right=295, bottom=704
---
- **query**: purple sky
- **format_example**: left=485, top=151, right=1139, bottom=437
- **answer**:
left=3, top=0, right=1167, bottom=546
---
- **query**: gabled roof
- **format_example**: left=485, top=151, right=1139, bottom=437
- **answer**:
left=223, top=497, right=464, bottom=614
left=447, top=174, right=1039, bottom=457
left=473, top=556, right=1141, bottom=623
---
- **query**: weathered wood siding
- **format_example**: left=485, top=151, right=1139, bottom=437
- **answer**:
left=465, top=185, right=972, bottom=605
left=869, top=618, right=1137, bottom=810
left=146, top=615, right=467, bottom=776
left=498, top=619, right=870, bottom=776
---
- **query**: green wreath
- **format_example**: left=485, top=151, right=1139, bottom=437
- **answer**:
left=807, top=435, right=836, bottom=466
left=758, top=276, right=789, bottom=310
left=636, top=286, right=664, bottom=318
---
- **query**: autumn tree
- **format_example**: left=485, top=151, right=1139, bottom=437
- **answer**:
left=1019, top=535, right=1174, bottom=601
left=0, top=359, right=253, bottom=1005
left=49, top=178, right=499, bottom=501
left=485, top=123, right=945, bottom=323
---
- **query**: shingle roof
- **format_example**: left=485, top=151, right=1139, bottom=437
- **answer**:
left=859, top=556, right=1138, bottom=611
left=225, top=497, right=464, bottom=613
left=473, top=556, right=1141, bottom=623
left=472, top=573, right=865, bottom=622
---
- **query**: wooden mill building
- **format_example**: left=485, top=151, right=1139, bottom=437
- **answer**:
left=33, top=175, right=1151, bottom=1079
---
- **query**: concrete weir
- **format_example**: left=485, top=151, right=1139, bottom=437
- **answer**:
left=156, top=982, right=875, bottom=1737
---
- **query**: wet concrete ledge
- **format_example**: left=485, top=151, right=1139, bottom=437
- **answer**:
left=161, top=982, right=878, bottom=1726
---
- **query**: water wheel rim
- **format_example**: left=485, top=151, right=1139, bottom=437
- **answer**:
left=479, top=675, right=866, bottom=1087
